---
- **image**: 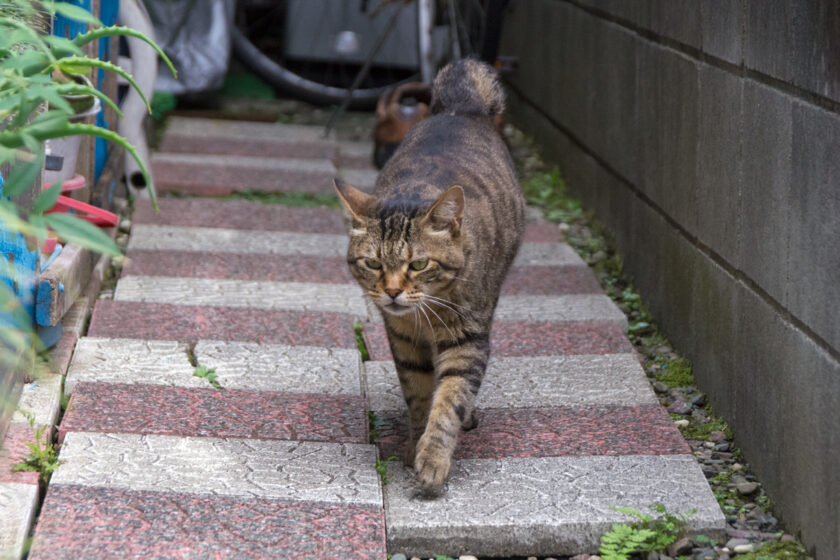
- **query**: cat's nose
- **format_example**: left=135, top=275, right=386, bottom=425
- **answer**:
left=385, top=288, right=403, bottom=299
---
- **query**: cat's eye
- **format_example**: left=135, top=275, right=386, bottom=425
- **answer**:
left=364, top=258, right=382, bottom=270
left=409, top=259, right=428, bottom=271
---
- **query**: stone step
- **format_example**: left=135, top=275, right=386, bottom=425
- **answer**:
left=113, top=276, right=369, bottom=317
left=0, top=482, right=38, bottom=560
left=384, top=454, right=724, bottom=557
left=88, top=300, right=358, bottom=348
left=363, top=319, right=635, bottom=360
left=127, top=225, right=348, bottom=256
left=126, top=223, right=579, bottom=265
left=111, top=275, right=625, bottom=327
left=132, top=197, right=568, bottom=243
left=132, top=197, right=346, bottom=234
left=65, top=338, right=362, bottom=397
left=60, top=383, right=367, bottom=444
left=376, top=405, right=690, bottom=461
left=29, top=432, right=385, bottom=559
left=364, top=354, right=657, bottom=413
left=151, top=152, right=337, bottom=196
left=158, top=117, right=338, bottom=160
left=123, top=250, right=599, bottom=295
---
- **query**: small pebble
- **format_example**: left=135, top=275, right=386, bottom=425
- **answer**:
left=709, top=430, right=727, bottom=442
left=669, top=537, right=694, bottom=556
left=118, top=217, right=131, bottom=233
left=652, top=381, right=669, bottom=393
left=668, top=400, right=692, bottom=415
left=734, top=543, right=756, bottom=554
left=690, top=393, right=707, bottom=407
left=781, top=534, right=796, bottom=542
left=391, top=555, right=406, bottom=560
left=674, top=419, right=690, bottom=427
left=693, top=549, right=715, bottom=560
left=459, top=556, right=478, bottom=560
left=731, top=463, right=744, bottom=471
left=726, top=538, right=751, bottom=549
left=737, top=482, right=759, bottom=495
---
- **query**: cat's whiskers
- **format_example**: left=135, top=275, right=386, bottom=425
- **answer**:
left=421, top=301, right=459, bottom=343
left=424, top=294, right=470, bottom=315
left=424, top=299, right=466, bottom=320
left=416, top=303, right=436, bottom=337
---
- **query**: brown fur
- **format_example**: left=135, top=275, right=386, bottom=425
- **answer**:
left=336, top=59, right=525, bottom=494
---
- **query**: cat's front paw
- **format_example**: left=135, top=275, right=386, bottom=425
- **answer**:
left=414, top=436, right=451, bottom=494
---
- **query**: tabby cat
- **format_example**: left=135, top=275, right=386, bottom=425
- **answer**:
left=335, top=59, right=525, bottom=493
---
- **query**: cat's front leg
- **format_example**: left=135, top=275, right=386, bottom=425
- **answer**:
left=383, top=320, right=436, bottom=465
left=395, top=361, right=435, bottom=465
left=414, top=334, right=488, bottom=493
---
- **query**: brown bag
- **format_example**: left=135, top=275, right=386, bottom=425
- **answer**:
left=373, top=82, right=432, bottom=168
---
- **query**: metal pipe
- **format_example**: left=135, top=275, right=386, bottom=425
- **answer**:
left=118, top=0, right=157, bottom=195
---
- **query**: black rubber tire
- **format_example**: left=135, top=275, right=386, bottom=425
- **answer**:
left=232, top=27, right=406, bottom=110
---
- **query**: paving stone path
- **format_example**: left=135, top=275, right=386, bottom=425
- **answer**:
left=18, top=117, right=724, bottom=558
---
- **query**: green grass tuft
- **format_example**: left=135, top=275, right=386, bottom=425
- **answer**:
left=657, top=357, right=694, bottom=388
left=227, top=190, right=341, bottom=208
left=353, top=320, right=370, bottom=362
left=375, top=455, right=397, bottom=485
left=738, top=541, right=813, bottom=560
left=193, top=365, right=222, bottom=389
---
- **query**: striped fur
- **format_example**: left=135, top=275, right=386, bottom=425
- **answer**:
left=336, top=60, right=525, bottom=493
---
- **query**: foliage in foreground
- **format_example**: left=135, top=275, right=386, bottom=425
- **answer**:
left=599, top=503, right=694, bottom=560
left=12, top=409, right=62, bottom=485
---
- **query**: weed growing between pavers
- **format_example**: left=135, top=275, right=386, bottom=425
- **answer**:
left=375, top=455, right=397, bottom=485
left=353, top=319, right=370, bottom=362
left=13, top=410, right=62, bottom=488
left=192, top=365, right=222, bottom=389
left=505, top=124, right=810, bottom=557
left=226, top=190, right=342, bottom=209
left=367, top=410, right=385, bottom=444
left=598, top=503, right=694, bottom=560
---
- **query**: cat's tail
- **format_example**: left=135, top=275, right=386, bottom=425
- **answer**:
left=430, top=58, right=504, bottom=117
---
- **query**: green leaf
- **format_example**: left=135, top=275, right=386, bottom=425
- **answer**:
left=42, top=1, right=102, bottom=27
left=0, top=199, right=36, bottom=237
left=31, top=180, right=63, bottom=214
left=27, top=213, right=49, bottom=241
left=53, top=56, right=150, bottom=112
left=43, top=213, right=120, bottom=256
left=72, top=26, right=178, bottom=80
left=53, top=82, right=123, bottom=118
left=42, top=34, right=83, bottom=56
left=2, top=152, right=44, bottom=197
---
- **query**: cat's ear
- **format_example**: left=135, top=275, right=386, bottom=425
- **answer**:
left=422, top=185, right=464, bottom=235
left=334, top=178, right=374, bottom=223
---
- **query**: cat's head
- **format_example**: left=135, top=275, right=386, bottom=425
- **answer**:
left=335, top=179, right=465, bottom=317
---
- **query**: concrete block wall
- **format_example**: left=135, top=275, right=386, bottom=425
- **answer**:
left=500, top=1, right=840, bottom=557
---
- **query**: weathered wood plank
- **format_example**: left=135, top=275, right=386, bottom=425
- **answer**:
left=35, top=245, right=93, bottom=327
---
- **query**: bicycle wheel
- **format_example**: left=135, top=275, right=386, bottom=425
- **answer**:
left=233, top=0, right=421, bottom=109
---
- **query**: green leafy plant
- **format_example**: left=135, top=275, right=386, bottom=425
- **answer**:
left=0, top=0, right=175, bottom=377
left=193, top=365, right=222, bottom=389
left=375, top=455, right=397, bottom=485
left=738, top=541, right=813, bottom=560
left=599, top=503, right=695, bottom=560
left=599, top=523, right=657, bottom=560
left=367, top=410, right=386, bottom=443
left=353, top=319, right=370, bottom=361
left=12, top=409, right=62, bottom=485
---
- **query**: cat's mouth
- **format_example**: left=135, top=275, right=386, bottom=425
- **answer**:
left=382, top=302, right=414, bottom=316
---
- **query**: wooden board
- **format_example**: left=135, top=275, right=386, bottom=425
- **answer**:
left=35, top=244, right=93, bottom=327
